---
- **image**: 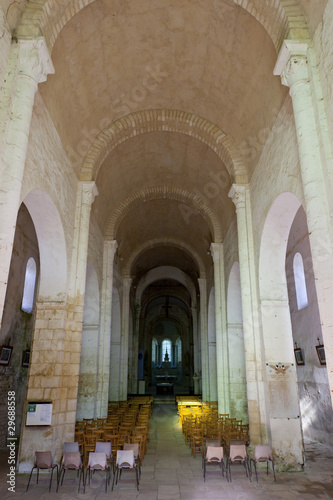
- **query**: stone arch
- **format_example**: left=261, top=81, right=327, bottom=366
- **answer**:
left=259, top=191, right=303, bottom=463
left=23, top=189, right=67, bottom=302
left=233, top=0, right=309, bottom=51
left=141, top=290, right=191, bottom=319
left=81, top=109, right=245, bottom=183
left=136, top=266, right=197, bottom=308
left=124, top=237, right=206, bottom=278
left=17, top=0, right=309, bottom=56
left=259, top=192, right=301, bottom=301
left=147, top=316, right=185, bottom=343
left=107, top=185, right=222, bottom=244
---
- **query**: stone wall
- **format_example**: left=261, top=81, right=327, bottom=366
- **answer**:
left=0, top=6, right=12, bottom=100
left=22, top=91, right=77, bottom=256
left=0, top=204, right=39, bottom=448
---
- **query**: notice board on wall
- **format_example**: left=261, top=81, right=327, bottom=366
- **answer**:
left=26, top=402, right=52, bottom=426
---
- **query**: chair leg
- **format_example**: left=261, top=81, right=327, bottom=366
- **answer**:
left=26, top=467, right=36, bottom=491
left=49, top=468, right=54, bottom=492
left=136, top=467, right=139, bottom=491
left=78, top=468, right=82, bottom=493
left=56, top=469, right=63, bottom=492
left=83, top=467, right=89, bottom=493
left=111, top=467, right=116, bottom=490
left=271, top=460, right=276, bottom=482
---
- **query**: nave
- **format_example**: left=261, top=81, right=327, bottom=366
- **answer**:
left=2, top=396, right=333, bottom=500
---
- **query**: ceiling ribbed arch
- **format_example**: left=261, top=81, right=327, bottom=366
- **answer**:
left=80, top=109, right=245, bottom=184
left=141, top=291, right=191, bottom=319
left=16, top=0, right=309, bottom=55
left=124, top=237, right=206, bottom=279
left=106, top=186, right=222, bottom=244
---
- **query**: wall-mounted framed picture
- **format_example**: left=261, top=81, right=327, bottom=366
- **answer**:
left=22, top=350, right=30, bottom=367
left=0, top=346, right=13, bottom=366
left=294, top=347, right=304, bottom=366
left=316, top=344, right=326, bottom=365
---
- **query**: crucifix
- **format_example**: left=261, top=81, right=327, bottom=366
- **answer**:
left=162, top=296, right=172, bottom=318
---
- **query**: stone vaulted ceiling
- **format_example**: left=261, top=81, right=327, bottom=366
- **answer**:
left=22, top=0, right=320, bottom=282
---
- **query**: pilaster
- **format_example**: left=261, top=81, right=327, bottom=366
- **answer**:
left=210, top=242, right=230, bottom=414
left=198, top=278, right=209, bottom=401
left=119, top=277, right=132, bottom=401
left=228, top=183, right=268, bottom=444
left=96, top=240, right=118, bottom=416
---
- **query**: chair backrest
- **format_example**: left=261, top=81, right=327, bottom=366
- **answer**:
left=95, top=441, right=112, bottom=458
left=35, top=451, right=53, bottom=468
left=63, top=442, right=80, bottom=453
left=206, top=438, right=220, bottom=448
left=206, top=446, right=223, bottom=462
left=254, top=445, right=272, bottom=462
left=87, top=452, right=107, bottom=470
left=229, top=444, right=247, bottom=462
left=62, top=451, right=82, bottom=469
left=123, top=442, right=140, bottom=459
left=116, top=449, right=135, bottom=468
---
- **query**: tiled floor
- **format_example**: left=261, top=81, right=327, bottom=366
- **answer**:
left=1, top=398, right=333, bottom=499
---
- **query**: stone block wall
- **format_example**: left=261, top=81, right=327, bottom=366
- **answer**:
left=18, top=299, right=84, bottom=468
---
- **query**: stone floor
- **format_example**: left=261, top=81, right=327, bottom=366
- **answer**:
left=1, top=397, right=333, bottom=499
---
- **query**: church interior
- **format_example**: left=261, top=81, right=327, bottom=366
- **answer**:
left=0, top=0, right=333, bottom=478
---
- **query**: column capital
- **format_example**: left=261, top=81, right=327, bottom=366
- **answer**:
left=105, top=239, right=118, bottom=258
left=273, top=40, right=310, bottom=90
left=123, top=277, right=132, bottom=291
left=80, top=181, right=98, bottom=206
left=18, top=38, right=54, bottom=85
left=198, top=277, right=207, bottom=294
left=210, top=242, right=223, bottom=263
left=228, top=183, right=246, bottom=209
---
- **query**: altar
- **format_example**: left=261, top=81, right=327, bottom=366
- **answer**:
left=156, top=382, right=174, bottom=395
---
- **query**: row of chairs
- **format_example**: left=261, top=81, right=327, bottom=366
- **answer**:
left=203, top=443, right=276, bottom=483
left=26, top=446, right=140, bottom=493
left=26, top=398, right=153, bottom=493
left=178, top=403, right=249, bottom=455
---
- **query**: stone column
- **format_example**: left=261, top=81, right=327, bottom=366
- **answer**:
left=119, top=277, right=132, bottom=401
left=191, top=306, right=200, bottom=380
left=96, top=240, right=118, bottom=416
left=228, top=184, right=268, bottom=444
left=210, top=243, right=230, bottom=414
left=0, top=38, right=54, bottom=328
left=62, top=180, right=98, bottom=440
left=274, top=41, right=333, bottom=399
left=198, top=278, right=209, bottom=401
left=130, top=303, right=141, bottom=393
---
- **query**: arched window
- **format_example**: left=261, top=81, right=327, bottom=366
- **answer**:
left=162, top=338, right=172, bottom=363
left=21, top=257, right=37, bottom=313
left=293, top=252, right=308, bottom=310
